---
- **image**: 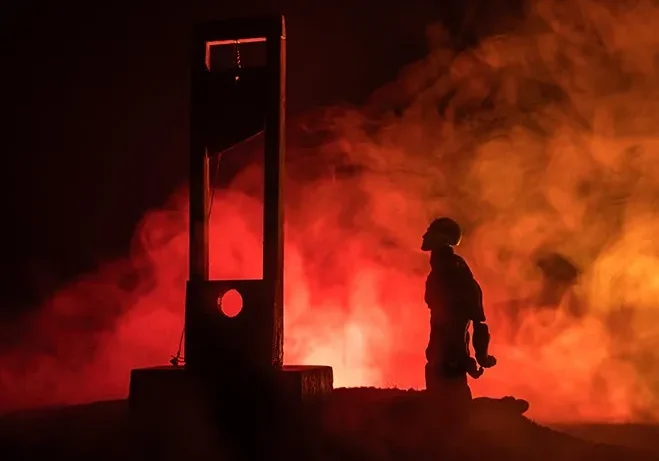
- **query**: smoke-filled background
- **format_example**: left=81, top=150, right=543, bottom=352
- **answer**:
left=2, top=0, right=659, bottom=423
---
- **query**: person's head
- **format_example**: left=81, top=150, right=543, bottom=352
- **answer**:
left=421, top=217, right=462, bottom=251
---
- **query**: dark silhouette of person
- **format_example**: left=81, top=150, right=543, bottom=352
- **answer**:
left=422, top=217, right=496, bottom=404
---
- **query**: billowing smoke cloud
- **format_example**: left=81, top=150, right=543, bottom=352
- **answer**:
left=2, top=0, right=659, bottom=423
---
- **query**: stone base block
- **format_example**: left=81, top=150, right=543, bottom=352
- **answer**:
left=128, top=365, right=333, bottom=415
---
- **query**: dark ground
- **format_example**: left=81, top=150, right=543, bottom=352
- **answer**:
left=1, top=387, right=657, bottom=461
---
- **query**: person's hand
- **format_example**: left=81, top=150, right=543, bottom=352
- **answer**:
left=466, top=357, right=484, bottom=379
left=477, top=354, right=497, bottom=368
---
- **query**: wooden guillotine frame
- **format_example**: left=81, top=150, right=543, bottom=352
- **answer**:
left=128, top=14, right=333, bottom=413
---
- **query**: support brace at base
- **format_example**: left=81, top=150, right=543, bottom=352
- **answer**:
left=129, top=366, right=333, bottom=413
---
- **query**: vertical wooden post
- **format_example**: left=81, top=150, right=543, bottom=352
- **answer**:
left=262, top=18, right=286, bottom=366
left=189, top=37, right=210, bottom=283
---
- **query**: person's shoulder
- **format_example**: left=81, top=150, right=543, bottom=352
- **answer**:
left=453, top=253, right=468, bottom=267
left=452, top=254, right=473, bottom=274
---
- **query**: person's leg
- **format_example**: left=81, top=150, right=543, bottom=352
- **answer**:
left=425, top=363, right=436, bottom=391
left=425, top=364, right=472, bottom=404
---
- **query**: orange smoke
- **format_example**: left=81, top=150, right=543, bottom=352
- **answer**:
left=2, top=0, right=659, bottom=423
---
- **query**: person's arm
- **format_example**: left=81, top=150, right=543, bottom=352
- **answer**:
left=456, top=257, right=497, bottom=368
left=469, top=277, right=486, bottom=324
left=468, top=277, right=496, bottom=367
left=454, top=256, right=486, bottom=321
left=472, top=321, right=496, bottom=368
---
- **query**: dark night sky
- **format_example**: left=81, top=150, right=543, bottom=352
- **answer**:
left=1, top=0, right=523, bottom=315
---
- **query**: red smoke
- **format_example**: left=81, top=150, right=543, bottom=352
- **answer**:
left=2, top=0, right=659, bottom=423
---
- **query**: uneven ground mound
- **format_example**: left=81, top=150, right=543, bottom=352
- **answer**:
left=320, top=388, right=657, bottom=461
left=1, top=388, right=657, bottom=461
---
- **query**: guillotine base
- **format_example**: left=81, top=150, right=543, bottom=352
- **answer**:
left=127, top=365, right=333, bottom=415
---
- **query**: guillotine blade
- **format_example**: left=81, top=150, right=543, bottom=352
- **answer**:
left=202, top=66, right=267, bottom=155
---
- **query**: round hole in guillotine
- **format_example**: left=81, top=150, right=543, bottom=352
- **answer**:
left=217, top=289, right=243, bottom=318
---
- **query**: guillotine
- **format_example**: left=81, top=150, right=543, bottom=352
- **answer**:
left=128, top=15, right=333, bottom=412
left=185, top=15, right=287, bottom=373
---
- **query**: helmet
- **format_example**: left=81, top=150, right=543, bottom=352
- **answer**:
left=422, top=217, right=462, bottom=250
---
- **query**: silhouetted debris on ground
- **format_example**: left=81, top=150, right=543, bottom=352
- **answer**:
left=1, top=387, right=658, bottom=461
